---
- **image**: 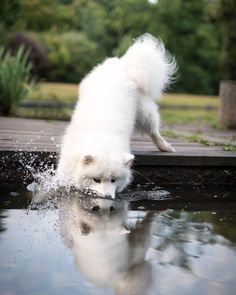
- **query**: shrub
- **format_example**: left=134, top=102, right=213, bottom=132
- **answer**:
left=0, top=46, right=33, bottom=115
left=8, top=32, right=48, bottom=77
left=39, top=32, right=100, bottom=82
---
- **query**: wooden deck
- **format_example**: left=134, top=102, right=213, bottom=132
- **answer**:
left=0, top=117, right=236, bottom=185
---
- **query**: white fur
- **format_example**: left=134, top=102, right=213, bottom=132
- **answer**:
left=57, top=34, right=177, bottom=197
left=59, top=197, right=155, bottom=295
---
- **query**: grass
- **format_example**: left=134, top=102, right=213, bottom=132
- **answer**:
left=27, top=82, right=219, bottom=105
left=27, top=82, right=78, bottom=103
left=162, top=130, right=213, bottom=146
left=187, top=134, right=212, bottom=146
left=161, top=93, right=218, bottom=107
left=163, top=130, right=236, bottom=151
left=186, top=134, right=236, bottom=151
left=161, top=109, right=219, bottom=128
left=17, top=82, right=77, bottom=120
left=23, top=82, right=220, bottom=126
left=160, top=93, right=219, bottom=127
left=224, top=144, right=236, bottom=152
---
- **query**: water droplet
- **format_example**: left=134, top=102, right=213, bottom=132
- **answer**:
left=10, top=192, right=20, bottom=197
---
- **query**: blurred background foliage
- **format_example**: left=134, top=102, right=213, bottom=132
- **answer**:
left=0, top=46, right=33, bottom=115
left=0, top=0, right=224, bottom=95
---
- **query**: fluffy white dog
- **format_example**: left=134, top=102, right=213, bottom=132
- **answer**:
left=57, top=34, right=176, bottom=198
left=59, top=196, right=155, bottom=295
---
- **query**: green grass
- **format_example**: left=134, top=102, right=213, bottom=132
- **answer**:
left=187, top=134, right=212, bottom=146
left=161, top=109, right=219, bottom=128
left=161, top=93, right=219, bottom=107
left=163, top=130, right=236, bottom=151
left=224, top=144, right=236, bottom=152
left=24, top=82, right=220, bottom=126
left=27, top=82, right=219, bottom=105
left=27, top=82, right=78, bottom=102
left=18, top=82, right=78, bottom=119
left=160, top=93, right=219, bottom=127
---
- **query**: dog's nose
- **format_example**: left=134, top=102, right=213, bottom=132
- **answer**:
left=104, top=194, right=112, bottom=199
left=91, top=205, right=100, bottom=212
left=109, top=206, right=116, bottom=213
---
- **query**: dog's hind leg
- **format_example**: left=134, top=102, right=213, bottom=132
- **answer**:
left=151, top=131, right=176, bottom=152
left=136, top=98, right=176, bottom=152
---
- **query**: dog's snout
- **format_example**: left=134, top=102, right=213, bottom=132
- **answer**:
left=91, top=205, right=100, bottom=212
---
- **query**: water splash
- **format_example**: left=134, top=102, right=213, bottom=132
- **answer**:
left=27, top=167, right=109, bottom=213
left=27, top=170, right=69, bottom=209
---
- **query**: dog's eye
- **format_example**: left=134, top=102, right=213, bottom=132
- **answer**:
left=93, top=178, right=101, bottom=183
left=111, top=178, right=116, bottom=183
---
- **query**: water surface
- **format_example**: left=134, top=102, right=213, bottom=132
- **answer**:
left=0, top=183, right=236, bottom=295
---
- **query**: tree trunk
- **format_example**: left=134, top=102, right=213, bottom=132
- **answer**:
left=219, top=80, right=236, bottom=129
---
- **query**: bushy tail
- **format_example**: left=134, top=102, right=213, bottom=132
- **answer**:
left=121, top=34, right=177, bottom=100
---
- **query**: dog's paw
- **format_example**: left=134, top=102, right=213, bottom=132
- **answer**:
left=158, top=141, right=176, bottom=153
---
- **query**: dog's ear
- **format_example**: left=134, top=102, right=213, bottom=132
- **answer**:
left=123, top=153, right=135, bottom=166
left=82, top=155, right=94, bottom=165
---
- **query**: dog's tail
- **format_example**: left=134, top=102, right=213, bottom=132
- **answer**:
left=121, top=34, right=177, bottom=100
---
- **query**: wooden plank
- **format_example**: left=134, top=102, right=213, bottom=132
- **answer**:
left=1, top=117, right=236, bottom=168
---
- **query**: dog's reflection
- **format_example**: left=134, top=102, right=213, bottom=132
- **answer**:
left=59, top=196, right=155, bottom=295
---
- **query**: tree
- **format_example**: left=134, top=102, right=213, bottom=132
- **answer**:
left=151, top=0, right=220, bottom=94
left=1, top=0, right=221, bottom=95
left=106, top=0, right=220, bottom=94
left=0, top=0, right=20, bottom=29
left=211, top=0, right=236, bottom=128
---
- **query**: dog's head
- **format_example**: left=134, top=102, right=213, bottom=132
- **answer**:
left=73, top=152, right=134, bottom=199
left=59, top=196, right=128, bottom=240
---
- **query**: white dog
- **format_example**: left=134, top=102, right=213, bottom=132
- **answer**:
left=57, top=34, right=176, bottom=198
left=59, top=196, right=155, bottom=295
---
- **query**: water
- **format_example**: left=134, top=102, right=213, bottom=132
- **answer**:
left=0, top=183, right=236, bottom=295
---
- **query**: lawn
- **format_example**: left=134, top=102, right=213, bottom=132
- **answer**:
left=161, top=109, right=219, bottom=128
left=160, top=93, right=219, bottom=128
left=27, top=82, right=78, bottom=103
left=27, top=82, right=219, bottom=105
left=24, top=82, right=219, bottom=127
left=161, top=93, right=218, bottom=107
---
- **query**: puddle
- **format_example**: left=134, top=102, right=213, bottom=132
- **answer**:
left=0, top=183, right=236, bottom=295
